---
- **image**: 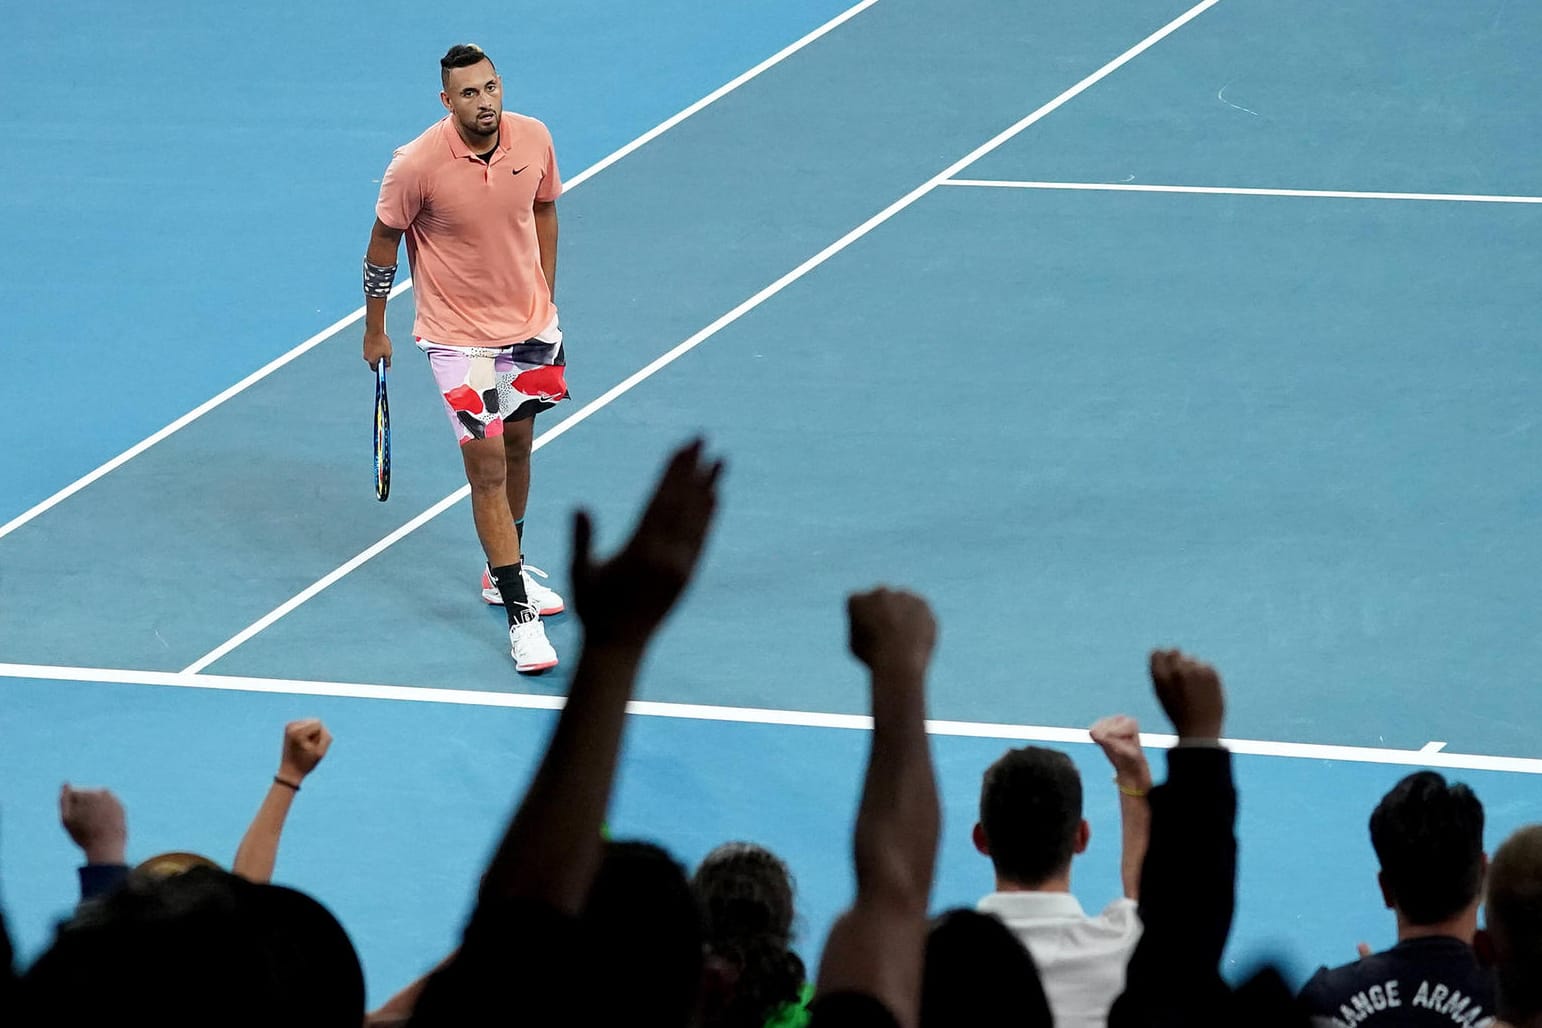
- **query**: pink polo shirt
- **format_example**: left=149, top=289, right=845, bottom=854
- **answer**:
left=376, top=112, right=562, bottom=346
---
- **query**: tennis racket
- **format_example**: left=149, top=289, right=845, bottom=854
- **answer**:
left=373, top=361, right=391, bottom=502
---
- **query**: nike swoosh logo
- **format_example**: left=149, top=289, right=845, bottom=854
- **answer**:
left=511, top=165, right=529, bottom=175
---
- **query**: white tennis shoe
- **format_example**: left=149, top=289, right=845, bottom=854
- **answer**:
left=482, top=563, right=566, bottom=616
left=509, top=610, right=559, bottom=674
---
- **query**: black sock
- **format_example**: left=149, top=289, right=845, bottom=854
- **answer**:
left=489, top=563, right=532, bottom=624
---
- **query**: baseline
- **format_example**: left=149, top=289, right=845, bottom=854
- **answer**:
left=2, top=660, right=1537, bottom=775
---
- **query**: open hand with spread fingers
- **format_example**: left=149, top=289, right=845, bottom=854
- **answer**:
left=570, top=439, right=724, bottom=648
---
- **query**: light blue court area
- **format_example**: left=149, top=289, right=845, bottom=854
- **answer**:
left=3, top=0, right=1542, bottom=1008
left=2, top=675, right=1540, bottom=1002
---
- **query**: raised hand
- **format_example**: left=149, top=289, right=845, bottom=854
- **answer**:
left=1090, top=714, right=1153, bottom=793
left=60, top=784, right=128, bottom=864
left=847, top=588, right=937, bottom=676
left=1148, top=649, right=1226, bottom=741
left=815, top=587, right=940, bottom=1025
left=279, top=719, right=333, bottom=780
left=569, top=439, right=724, bottom=647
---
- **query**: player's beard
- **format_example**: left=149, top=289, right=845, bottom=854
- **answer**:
left=463, top=108, right=500, bottom=145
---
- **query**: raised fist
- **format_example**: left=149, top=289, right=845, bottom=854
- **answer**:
left=1090, top=714, right=1153, bottom=792
left=1148, top=649, right=1226, bottom=741
left=280, top=719, right=333, bottom=780
left=60, top=784, right=128, bottom=864
left=847, top=588, right=937, bottom=674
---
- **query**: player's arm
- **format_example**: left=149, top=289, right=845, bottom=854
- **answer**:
left=363, top=219, right=405, bottom=370
left=534, top=200, right=558, bottom=297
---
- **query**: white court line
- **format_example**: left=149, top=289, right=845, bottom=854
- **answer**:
left=0, top=0, right=884, bottom=547
left=183, top=0, right=1228, bottom=675
left=2, top=660, right=1540, bottom=775
left=564, top=0, right=881, bottom=192
left=940, top=179, right=1542, bottom=204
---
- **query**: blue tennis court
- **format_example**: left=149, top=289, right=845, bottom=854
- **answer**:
left=3, top=0, right=1540, bottom=1002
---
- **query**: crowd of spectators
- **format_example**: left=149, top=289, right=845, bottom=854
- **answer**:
left=2, top=438, right=1539, bottom=1027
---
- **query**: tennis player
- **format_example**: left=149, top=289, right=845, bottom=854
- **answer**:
left=362, top=43, right=566, bottom=673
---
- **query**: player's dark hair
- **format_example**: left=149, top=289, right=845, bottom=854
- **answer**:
left=978, top=746, right=1083, bottom=887
left=1487, top=825, right=1542, bottom=1020
left=1369, top=771, right=1485, bottom=925
left=693, top=842, right=806, bottom=1028
left=440, top=44, right=496, bottom=86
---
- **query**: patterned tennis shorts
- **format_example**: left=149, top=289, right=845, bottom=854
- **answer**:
left=416, top=316, right=569, bottom=445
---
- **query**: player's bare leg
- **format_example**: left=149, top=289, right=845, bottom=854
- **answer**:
left=461, top=436, right=521, bottom=569
left=503, top=415, right=533, bottom=548
left=479, top=414, right=565, bottom=615
left=462, top=434, right=556, bottom=672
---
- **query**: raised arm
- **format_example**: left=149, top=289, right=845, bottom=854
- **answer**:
left=1109, top=650, right=1236, bottom=1027
left=812, top=589, right=940, bottom=1028
left=405, top=443, right=723, bottom=1027
left=363, top=218, right=404, bottom=370
left=1089, top=715, right=1154, bottom=900
left=232, top=719, right=332, bottom=883
left=59, top=785, right=129, bottom=902
left=479, top=439, right=722, bottom=911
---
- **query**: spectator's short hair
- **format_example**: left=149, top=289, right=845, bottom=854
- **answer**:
left=693, top=842, right=805, bottom=1028
left=1369, top=771, right=1485, bottom=925
left=922, top=909, right=1051, bottom=1028
left=440, top=43, right=496, bottom=86
left=978, top=746, right=1083, bottom=886
left=1486, top=824, right=1542, bottom=1020
left=583, top=840, right=706, bottom=1027
left=20, top=866, right=363, bottom=1027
